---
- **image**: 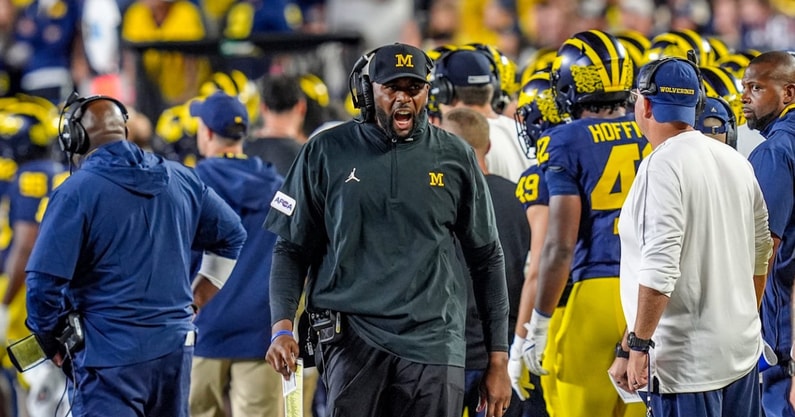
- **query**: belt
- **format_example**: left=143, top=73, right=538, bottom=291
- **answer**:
left=557, top=282, right=573, bottom=307
left=185, top=330, right=196, bottom=347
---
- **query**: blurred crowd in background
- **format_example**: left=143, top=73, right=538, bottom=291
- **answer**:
left=1, top=0, right=795, bottom=135
left=0, top=1, right=792, bottom=416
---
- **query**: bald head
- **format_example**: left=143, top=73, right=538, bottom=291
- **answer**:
left=748, top=51, right=795, bottom=84
left=79, top=99, right=127, bottom=151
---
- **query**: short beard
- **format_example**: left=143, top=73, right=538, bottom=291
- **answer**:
left=375, top=107, right=427, bottom=142
left=747, top=111, right=777, bottom=131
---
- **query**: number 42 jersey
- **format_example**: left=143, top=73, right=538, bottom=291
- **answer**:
left=537, top=113, right=650, bottom=282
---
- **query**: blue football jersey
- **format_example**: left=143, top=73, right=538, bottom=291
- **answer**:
left=539, top=113, right=650, bottom=282
left=8, top=160, right=68, bottom=225
left=515, top=163, right=549, bottom=211
left=14, top=0, right=81, bottom=73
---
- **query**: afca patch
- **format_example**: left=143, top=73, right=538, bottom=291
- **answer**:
left=271, top=191, right=296, bottom=216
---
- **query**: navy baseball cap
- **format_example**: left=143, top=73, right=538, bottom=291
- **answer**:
left=442, top=50, right=494, bottom=86
left=641, top=59, right=700, bottom=125
left=369, top=43, right=432, bottom=84
left=189, top=91, right=248, bottom=140
left=696, top=97, right=730, bottom=133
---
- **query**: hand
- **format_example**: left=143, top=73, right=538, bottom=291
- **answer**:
left=626, top=350, right=649, bottom=393
left=790, top=376, right=795, bottom=411
left=522, top=310, right=551, bottom=376
left=790, top=345, right=795, bottom=410
left=478, top=352, right=512, bottom=417
left=266, top=332, right=299, bottom=380
left=607, top=355, right=629, bottom=391
left=508, top=335, right=535, bottom=400
left=52, top=351, right=64, bottom=368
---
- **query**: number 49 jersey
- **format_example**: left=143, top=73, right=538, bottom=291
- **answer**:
left=538, top=113, right=650, bottom=282
left=8, top=160, right=68, bottom=226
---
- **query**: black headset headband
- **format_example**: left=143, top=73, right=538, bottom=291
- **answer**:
left=59, top=92, right=129, bottom=155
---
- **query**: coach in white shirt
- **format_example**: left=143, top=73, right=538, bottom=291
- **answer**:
left=617, top=57, right=772, bottom=417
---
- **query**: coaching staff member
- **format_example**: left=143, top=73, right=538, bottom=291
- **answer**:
left=265, top=43, right=512, bottom=417
left=25, top=94, right=247, bottom=416
left=620, top=58, right=771, bottom=416
left=741, top=51, right=795, bottom=416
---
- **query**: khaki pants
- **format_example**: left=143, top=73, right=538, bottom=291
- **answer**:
left=190, top=357, right=284, bottom=417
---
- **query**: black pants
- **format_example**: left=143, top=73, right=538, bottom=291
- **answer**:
left=317, top=327, right=465, bottom=417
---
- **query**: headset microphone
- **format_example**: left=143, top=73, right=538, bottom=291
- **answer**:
left=686, top=49, right=699, bottom=66
left=64, top=90, right=79, bottom=109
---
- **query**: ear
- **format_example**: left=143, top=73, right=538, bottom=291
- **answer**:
left=295, top=98, right=307, bottom=117
left=641, top=96, right=653, bottom=120
left=197, top=120, right=212, bottom=140
left=783, top=83, right=795, bottom=105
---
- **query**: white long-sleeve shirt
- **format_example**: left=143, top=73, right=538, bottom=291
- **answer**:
left=619, top=130, right=772, bottom=394
left=486, top=115, right=532, bottom=182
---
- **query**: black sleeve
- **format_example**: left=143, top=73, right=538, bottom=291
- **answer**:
left=462, top=240, right=509, bottom=352
left=269, top=237, right=312, bottom=326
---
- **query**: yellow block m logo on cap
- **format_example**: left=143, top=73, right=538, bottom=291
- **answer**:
left=395, top=54, right=415, bottom=68
left=429, top=172, right=444, bottom=187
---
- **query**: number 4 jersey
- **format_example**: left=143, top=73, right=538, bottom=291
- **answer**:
left=538, top=113, right=649, bottom=282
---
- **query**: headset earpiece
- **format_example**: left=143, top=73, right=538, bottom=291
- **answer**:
left=430, top=53, right=455, bottom=106
left=726, top=113, right=737, bottom=149
left=359, top=74, right=374, bottom=122
left=492, top=91, right=510, bottom=114
left=59, top=94, right=129, bottom=155
left=714, top=95, right=737, bottom=148
left=349, top=54, right=370, bottom=109
left=349, top=49, right=378, bottom=123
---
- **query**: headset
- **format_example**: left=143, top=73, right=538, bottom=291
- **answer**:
left=698, top=96, right=737, bottom=148
left=429, top=47, right=504, bottom=112
left=59, top=92, right=129, bottom=155
left=348, top=46, right=434, bottom=123
left=470, top=43, right=517, bottom=113
left=636, top=53, right=707, bottom=120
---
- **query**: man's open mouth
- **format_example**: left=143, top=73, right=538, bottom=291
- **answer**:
left=394, top=110, right=413, bottom=130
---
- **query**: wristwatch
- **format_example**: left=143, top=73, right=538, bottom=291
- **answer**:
left=788, top=360, right=795, bottom=377
left=615, top=342, right=630, bottom=359
left=627, top=332, right=655, bottom=353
